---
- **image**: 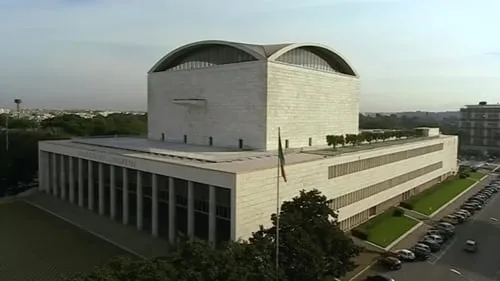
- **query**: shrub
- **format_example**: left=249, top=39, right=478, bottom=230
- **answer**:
left=351, top=228, right=368, bottom=240
left=393, top=208, right=404, bottom=217
left=459, top=173, right=469, bottom=179
left=399, top=201, right=413, bottom=210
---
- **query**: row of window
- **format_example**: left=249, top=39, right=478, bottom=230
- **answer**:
left=328, top=162, right=443, bottom=210
left=328, top=143, right=444, bottom=179
left=460, top=122, right=500, bottom=128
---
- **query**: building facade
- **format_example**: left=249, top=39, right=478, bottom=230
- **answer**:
left=460, top=102, right=500, bottom=153
left=38, top=40, right=459, bottom=244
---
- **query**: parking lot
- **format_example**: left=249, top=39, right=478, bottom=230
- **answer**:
left=360, top=175, right=500, bottom=281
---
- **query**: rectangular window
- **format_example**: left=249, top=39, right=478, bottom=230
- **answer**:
left=285, top=139, right=289, bottom=148
left=209, top=136, right=213, bottom=146
left=238, top=139, right=243, bottom=149
left=161, top=133, right=165, bottom=141
left=183, top=135, right=187, bottom=144
left=309, top=137, right=312, bottom=146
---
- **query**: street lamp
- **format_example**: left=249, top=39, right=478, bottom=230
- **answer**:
left=450, top=268, right=474, bottom=281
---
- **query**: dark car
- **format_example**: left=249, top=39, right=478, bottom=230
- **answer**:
left=419, top=239, right=441, bottom=252
left=412, top=247, right=430, bottom=260
left=378, top=256, right=402, bottom=270
left=366, top=274, right=395, bottom=281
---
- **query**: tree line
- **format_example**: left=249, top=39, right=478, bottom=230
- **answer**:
left=326, top=129, right=426, bottom=149
left=0, top=113, right=147, bottom=195
left=67, top=190, right=362, bottom=281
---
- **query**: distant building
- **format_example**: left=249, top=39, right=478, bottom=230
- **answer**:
left=38, top=40, right=458, bottom=244
left=459, top=101, right=500, bottom=154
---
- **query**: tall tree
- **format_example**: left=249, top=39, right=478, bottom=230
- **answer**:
left=250, top=189, right=362, bottom=281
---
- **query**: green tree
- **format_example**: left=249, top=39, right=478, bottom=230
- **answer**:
left=250, top=189, right=362, bottom=281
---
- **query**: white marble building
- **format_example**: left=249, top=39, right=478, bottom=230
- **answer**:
left=38, top=40, right=458, bottom=242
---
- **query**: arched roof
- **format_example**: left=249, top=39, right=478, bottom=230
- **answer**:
left=149, top=40, right=358, bottom=77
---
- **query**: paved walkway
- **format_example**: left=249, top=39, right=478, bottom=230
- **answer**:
left=349, top=174, right=494, bottom=281
left=25, top=192, right=171, bottom=259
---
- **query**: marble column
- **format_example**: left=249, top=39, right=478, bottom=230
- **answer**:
left=98, top=163, right=105, bottom=215
left=88, top=161, right=94, bottom=211
left=78, top=158, right=84, bottom=207
left=69, top=157, right=75, bottom=203
left=168, top=177, right=176, bottom=243
left=208, top=185, right=216, bottom=243
left=151, top=174, right=159, bottom=237
left=37, top=150, right=45, bottom=192
left=187, top=181, right=194, bottom=238
left=60, top=155, right=66, bottom=200
left=122, top=168, right=129, bottom=225
left=136, top=171, right=143, bottom=231
left=51, top=154, right=58, bottom=196
left=110, top=165, right=116, bottom=220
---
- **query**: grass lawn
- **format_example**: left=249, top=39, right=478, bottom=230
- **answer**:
left=408, top=178, right=476, bottom=215
left=360, top=210, right=418, bottom=248
left=469, top=172, right=486, bottom=181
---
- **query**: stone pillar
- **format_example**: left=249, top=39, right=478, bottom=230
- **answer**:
left=98, top=163, right=105, bottom=215
left=69, top=157, right=75, bottom=203
left=51, top=153, right=58, bottom=196
left=136, top=170, right=143, bottom=231
left=60, top=155, right=66, bottom=200
left=88, top=161, right=94, bottom=211
left=110, top=165, right=116, bottom=220
left=187, top=181, right=194, bottom=238
left=208, top=185, right=216, bottom=244
left=230, top=188, right=236, bottom=240
left=152, top=174, right=159, bottom=237
left=37, top=150, right=45, bottom=192
left=78, top=158, right=84, bottom=207
left=122, top=168, right=129, bottom=225
left=168, top=177, right=176, bottom=243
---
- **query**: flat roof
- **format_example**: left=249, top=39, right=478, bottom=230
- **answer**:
left=43, top=135, right=454, bottom=174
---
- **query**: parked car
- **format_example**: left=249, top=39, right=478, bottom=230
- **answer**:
left=461, top=205, right=476, bottom=213
left=464, top=240, right=478, bottom=253
left=395, top=249, right=415, bottom=261
left=366, top=274, right=395, bottom=281
left=455, top=209, right=471, bottom=218
left=414, top=243, right=431, bottom=253
left=419, top=238, right=441, bottom=252
left=378, top=256, right=402, bottom=270
left=441, top=215, right=459, bottom=225
left=428, top=228, right=454, bottom=239
left=413, top=246, right=430, bottom=260
left=425, top=234, right=444, bottom=244
left=452, top=213, right=467, bottom=223
left=437, top=222, right=455, bottom=231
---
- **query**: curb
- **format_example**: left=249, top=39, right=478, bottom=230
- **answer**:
left=347, top=260, right=377, bottom=281
left=429, top=174, right=488, bottom=218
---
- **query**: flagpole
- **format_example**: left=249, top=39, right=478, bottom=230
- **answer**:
left=275, top=127, right=281, bottom=280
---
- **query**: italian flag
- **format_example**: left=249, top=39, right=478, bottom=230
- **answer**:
left=278, top=129, right=287, bottom=182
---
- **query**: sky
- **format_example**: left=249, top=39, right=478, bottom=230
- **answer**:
left=1, top=0, right=500, bottom=112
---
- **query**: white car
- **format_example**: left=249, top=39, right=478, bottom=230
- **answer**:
left=396, top=249, right=415, bottom=261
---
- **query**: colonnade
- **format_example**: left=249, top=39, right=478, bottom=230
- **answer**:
left=38, top=151, right=232, bottom=244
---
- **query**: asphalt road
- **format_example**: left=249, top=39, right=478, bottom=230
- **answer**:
left=361, top=176, right=500, bottom=281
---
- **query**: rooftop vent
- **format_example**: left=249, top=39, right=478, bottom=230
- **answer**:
left=479, top=101, right=487, bottom=105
